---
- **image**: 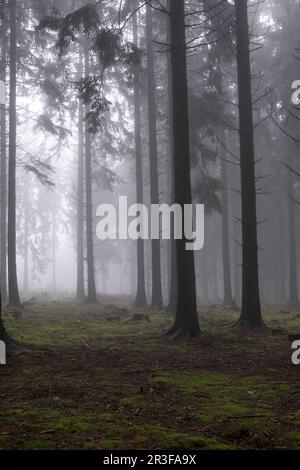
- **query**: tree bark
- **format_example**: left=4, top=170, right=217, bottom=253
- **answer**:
left=23, top=184, right=29, bottom=292
left=0, top=287, right=23, bottom=354
left=76, top=47, right=85, bottom=301
left=146, top=4, right=163, bottom=310
left=287, top=151, right=299, bottom=308
left=166, top=0, right=200, bottom=339
left=0, top=0, right=19, bottom=352
left=133, top=5, right=147, bottom=308
left=220, top=129, right=233, bottom=306
left=166, top=17, right=177, bottom=314
left=7, top=0, right=20, bottom=306
left=0, top=0, right=7, bottom=303
left=273, top=159, right=285, bottom=303
left=84, top=44, right=97, bottom=303
left=0, top=288, right=9, bottom=345
left=235, top=0, right=263, bottom=327
left=231, top=184, right=241, bottom=304
left=52, top=207, right=56, bottom=292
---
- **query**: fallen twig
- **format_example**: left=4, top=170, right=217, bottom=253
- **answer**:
left=225, top=414, right=267, bottom=420
left=80, top=339, right=113, bottom=352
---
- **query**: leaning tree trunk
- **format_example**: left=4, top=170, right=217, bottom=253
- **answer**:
left=84, top=44, right=97, bottom=303
left=7, top=0, right=20, bottom=307
left=235, top=0, right=263, bottom=327
left=220, top=129, right=233, bottom=306
left=146, top=4, right=163, bottom=310
left=76, top=46, right=85, bottom=301
left=166, top=0, right=200, bottom=339
left=133, top=5, right=147, bottom=308
left=0, top=0, right=7, bottom=302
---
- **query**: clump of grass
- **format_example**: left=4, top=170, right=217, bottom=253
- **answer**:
left=286, top=432, right=300, bottom=448
left=132, top=425, right=234, bottom=450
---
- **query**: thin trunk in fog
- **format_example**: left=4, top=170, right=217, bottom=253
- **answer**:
left=145, top=240, right=151, bottom=300
left=233, top=225, right=241, bottom=304
left=232, top=187, right=241, bottom=304
left=287, top=152, right=299, bottom=308
left=52, top=212, right=56, bottom=291
left=130, top=241, right=136, bottom=297
left=101, top=261, right=106, bottom=295
left=52, top=140, right=60, bottom=293
left=76, top=47, right=85, bottom=301
left=133, top=5, right=147, bottom=308
left=119, top=241, right=122, bottom=295
left=202, top=246, right=209, bottom=303
left=146, top=4, right=163, bottom=310
left=166, top=17, right=177, bottom=314
left=213, top=250, right=218, bottom=301
left=167, top=0, right=200, bottom=339
left=220, top=129, right=233, bottom=306
left=84, top=44, right=97, bottom=303
left=7, top=0, right=20, bottom=306
left=274, top=160, right=285, bottom=303
left=235, top=0, right=263, bottom=327
left=23, top=185, right=29, bottom=292
left=0, top=0, right=7, bottom=303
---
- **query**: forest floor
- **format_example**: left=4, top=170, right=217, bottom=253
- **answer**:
left=0, top=299, right=299, bottom=450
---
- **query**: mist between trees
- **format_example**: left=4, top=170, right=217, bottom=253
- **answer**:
left=0, top=0, right=300, bottom=346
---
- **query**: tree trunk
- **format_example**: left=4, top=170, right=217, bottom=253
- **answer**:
left=287, top=152, right=299, bottom=308
left=0, top=287, right=22, bottom=354
left=274, top=159, right=285, bottom=303
left=7, top=0, right=20, bottom=307
left=213, top=240, right=219, bottom=301
left=52, top=208, right=56, bottom=292
left=133, top=6, right=147, bottom=308
left=233, top=222, right=241, bottom=304
left=23, top=185, right=29, bottom=293
left=202, top=246, right=209, bottom=303
left=0, top=288, right=9, bottom=346
left=235, top=0, right=263, bottom=327
left=220, top=129, right=233, bottom=306
left=166, top=17, right=177, bottom=314
left=166, top=0, right=200, bottom=339
left=0, top=0, right=7, bottom=303
left=76, top=48, right=85, bottom=301
left=0, top=0, right=13, bottom=351
left=146, top=4, right=163, bottom=310
left=84, top=44, right=97, bottom=303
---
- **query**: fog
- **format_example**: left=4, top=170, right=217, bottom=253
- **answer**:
left=1, top=0, right=300, bottom=310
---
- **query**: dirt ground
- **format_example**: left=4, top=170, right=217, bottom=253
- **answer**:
left=0, top=300, right=299, bottom=450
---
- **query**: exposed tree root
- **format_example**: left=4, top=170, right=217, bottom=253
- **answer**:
left=134, top=297, right=148, bottom=309
left=234, top=317, right=266, bottom=329
left=0, top=326, right=25, bottom=356
left=165, top=322, right=200, bottom=340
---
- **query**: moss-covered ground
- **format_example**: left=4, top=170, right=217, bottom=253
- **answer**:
left=0, top=300, right=299, bottom=450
